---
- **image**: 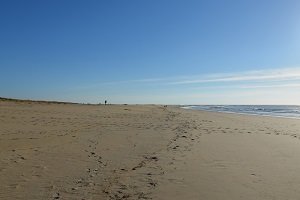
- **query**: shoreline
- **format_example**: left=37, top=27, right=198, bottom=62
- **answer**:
left=1, top=100, right=300, bottom=199
left=181, top=105, right=300, bottom=120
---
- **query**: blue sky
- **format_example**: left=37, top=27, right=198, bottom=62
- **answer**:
left=1, top=0, right=300, bottom=104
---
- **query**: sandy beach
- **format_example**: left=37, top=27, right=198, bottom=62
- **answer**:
left=1, top=99, right=300, bottom=200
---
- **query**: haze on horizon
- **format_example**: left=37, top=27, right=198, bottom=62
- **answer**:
left=1, top=0, right=300, bottom=105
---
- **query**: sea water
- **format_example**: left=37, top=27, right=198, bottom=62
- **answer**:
left=183, top=105, right=300, bottom=119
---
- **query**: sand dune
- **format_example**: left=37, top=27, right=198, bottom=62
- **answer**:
left=1, top=100, right=300, bottom=199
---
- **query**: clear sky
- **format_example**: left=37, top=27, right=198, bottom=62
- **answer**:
left=1, top=0, right=300, bottom=104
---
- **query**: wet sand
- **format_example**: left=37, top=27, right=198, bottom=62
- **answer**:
left=1, top=100, right=300, bottom=199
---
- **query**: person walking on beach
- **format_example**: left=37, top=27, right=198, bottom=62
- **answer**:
left=105, top=100, right=107, bottom=105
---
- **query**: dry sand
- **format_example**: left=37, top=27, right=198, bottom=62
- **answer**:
left=1, top=100, right=300, bottom=199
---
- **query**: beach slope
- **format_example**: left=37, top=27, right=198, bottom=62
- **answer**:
left=1, top=100, right=300, bottom=199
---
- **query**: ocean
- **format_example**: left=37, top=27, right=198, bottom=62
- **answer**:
left=182, top=105, right=300, bottom=119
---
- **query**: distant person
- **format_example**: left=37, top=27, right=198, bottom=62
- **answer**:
left=105, top=100, right=107, bottom=105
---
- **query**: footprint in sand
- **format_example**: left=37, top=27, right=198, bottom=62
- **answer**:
left=52, top=192, right=60, bottom=199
